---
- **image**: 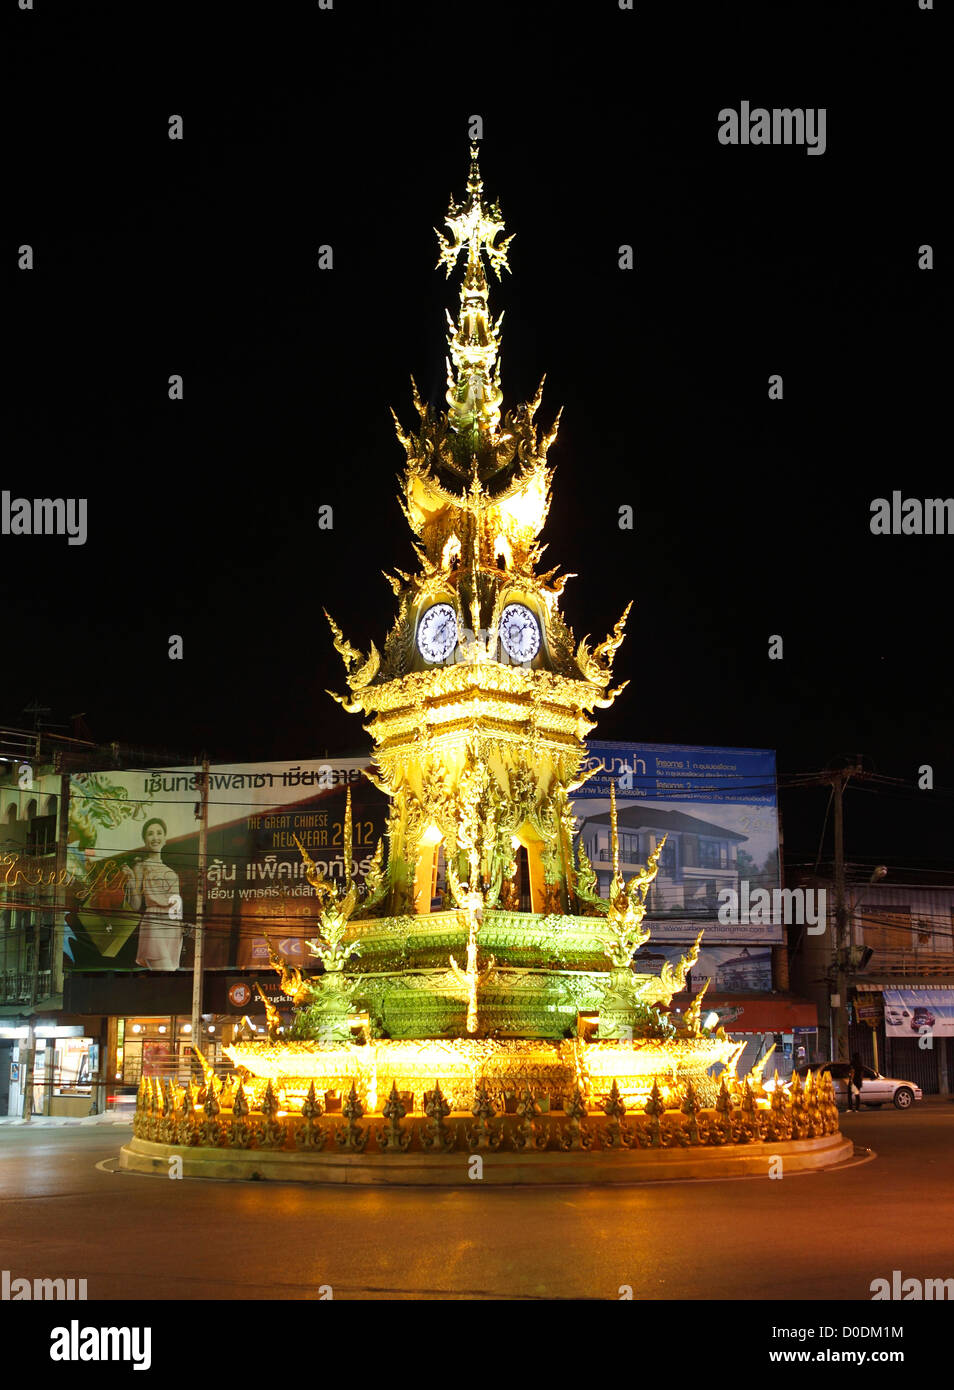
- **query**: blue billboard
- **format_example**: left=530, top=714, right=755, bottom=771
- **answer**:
left=572, top=742, right=781, bottom=943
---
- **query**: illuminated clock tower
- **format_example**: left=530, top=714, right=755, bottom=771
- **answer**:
left=324, top=146, right=662, bottom=1041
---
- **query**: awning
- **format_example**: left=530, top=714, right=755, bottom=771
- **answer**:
left=669, top=993, right=818, bottom=1033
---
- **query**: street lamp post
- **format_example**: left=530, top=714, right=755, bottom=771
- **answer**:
left=190, top=756, right=209, bottom=1062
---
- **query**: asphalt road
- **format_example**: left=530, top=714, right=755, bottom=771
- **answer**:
left=1, top=1103, right=952, bottom=1300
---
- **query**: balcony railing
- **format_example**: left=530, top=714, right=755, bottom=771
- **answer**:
left=862, top=950, right=954, bottom=978
left=0, top=969, right=53, bottom=1003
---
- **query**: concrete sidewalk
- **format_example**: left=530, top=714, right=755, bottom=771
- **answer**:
left=0, top=1110, right=134, bottom=1128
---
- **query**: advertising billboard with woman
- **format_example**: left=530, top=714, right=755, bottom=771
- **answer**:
left=64, top=760, right=386, bottom=970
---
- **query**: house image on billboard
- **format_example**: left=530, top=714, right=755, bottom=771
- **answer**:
left=577, top=805, right=748, bottom=914
left=713, top=946, right=771, bottom=990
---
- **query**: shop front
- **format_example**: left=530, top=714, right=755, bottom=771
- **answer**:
left=0, top=1024, right=101, bottom=1117
left=669, top=992, right=819, bottom=1081
left=112, top=1014, right=235, bottom=1101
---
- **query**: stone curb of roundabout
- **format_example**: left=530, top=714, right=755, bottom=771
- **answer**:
left=120, top=1130, right=852, bottom=1184
left=119, top=1072, right=853, bottom=1185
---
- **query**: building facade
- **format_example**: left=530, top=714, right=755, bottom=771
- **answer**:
left=790, top=869, right=954, bottom=1094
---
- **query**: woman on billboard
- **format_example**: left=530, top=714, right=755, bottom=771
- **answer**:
left=121, top=818, right=184, bottom=970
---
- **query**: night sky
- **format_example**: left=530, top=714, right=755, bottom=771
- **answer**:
left=9, top=2, right=949, bottom=872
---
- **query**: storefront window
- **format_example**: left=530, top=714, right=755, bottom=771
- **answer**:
left=9, top=1035, right=98, bottom=1116
left=120, top=1017, right=226, bottom=1087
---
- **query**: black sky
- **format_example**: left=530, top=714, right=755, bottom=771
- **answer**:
left=9, top=1, right=950, bottom=872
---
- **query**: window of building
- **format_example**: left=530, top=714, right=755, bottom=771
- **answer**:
left=861, top=906, right=912, bottom=953
left=699, top=838, right=726, bottom=868
left=619, top=831, right=641, bottom=863
left=26, top=814, right=56, bottom=856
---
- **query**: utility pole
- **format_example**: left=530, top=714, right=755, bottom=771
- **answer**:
left=796, top=759, right=867, bottom=1063
left=832, top=767, right=851, bottom=1062
left=190, top=756, right=210, bottom=1062
left=21, top=915, right=42, bottom=1122
left=828, top=760, right=866, bottom=1062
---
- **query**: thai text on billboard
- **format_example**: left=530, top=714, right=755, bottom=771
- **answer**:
left=65, top=760, right=386, bottom=971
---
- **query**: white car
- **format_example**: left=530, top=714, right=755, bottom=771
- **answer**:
left=884, top=1007, right=911, bottom=1028
left=796, top=1062, right=922, bottom=1110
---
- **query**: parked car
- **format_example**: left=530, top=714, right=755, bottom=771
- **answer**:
left=795, top=1062, right=922, bottom=1110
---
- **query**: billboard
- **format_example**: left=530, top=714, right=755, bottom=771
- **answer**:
left=635, top=942, right=774, bottom=994
left=883, top=988, right=954, bottom=1039
left=64, top=760, right=387, bottom=971
left=573, top=741, right=781, bottom=942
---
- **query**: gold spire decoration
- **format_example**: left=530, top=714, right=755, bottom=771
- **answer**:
left=435, top=142, right=513, bottom=444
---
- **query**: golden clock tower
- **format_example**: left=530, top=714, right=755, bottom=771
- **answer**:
left=328, top=145, right=629, bottom=929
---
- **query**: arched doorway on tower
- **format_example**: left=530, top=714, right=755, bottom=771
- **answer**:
left=413, top=825, right=448, bottom=914
left=509, top=827, right=546, bottom=913
left=514, top=845, right=532, bottom=912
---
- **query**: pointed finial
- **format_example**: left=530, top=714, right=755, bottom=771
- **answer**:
left=434, top=145, right=514, bottom=442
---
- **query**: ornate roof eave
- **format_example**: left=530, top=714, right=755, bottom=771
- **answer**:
left=327, top=660, right=629, bottom=717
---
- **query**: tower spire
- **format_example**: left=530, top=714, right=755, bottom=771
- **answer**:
left=434, top=143, right=514, bottom=446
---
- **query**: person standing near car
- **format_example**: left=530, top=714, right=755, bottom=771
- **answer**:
left=849, top=1051, right=864, bottom=1111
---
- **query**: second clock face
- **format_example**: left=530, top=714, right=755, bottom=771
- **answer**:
left=417, top=603, right=458, bottom=663
left=500, top=603, right=541, bottom=663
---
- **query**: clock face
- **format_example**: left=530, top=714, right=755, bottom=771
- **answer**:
left=417, top=603, right=458, bottom=663
left=500, top=603, right=541, bottom=663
